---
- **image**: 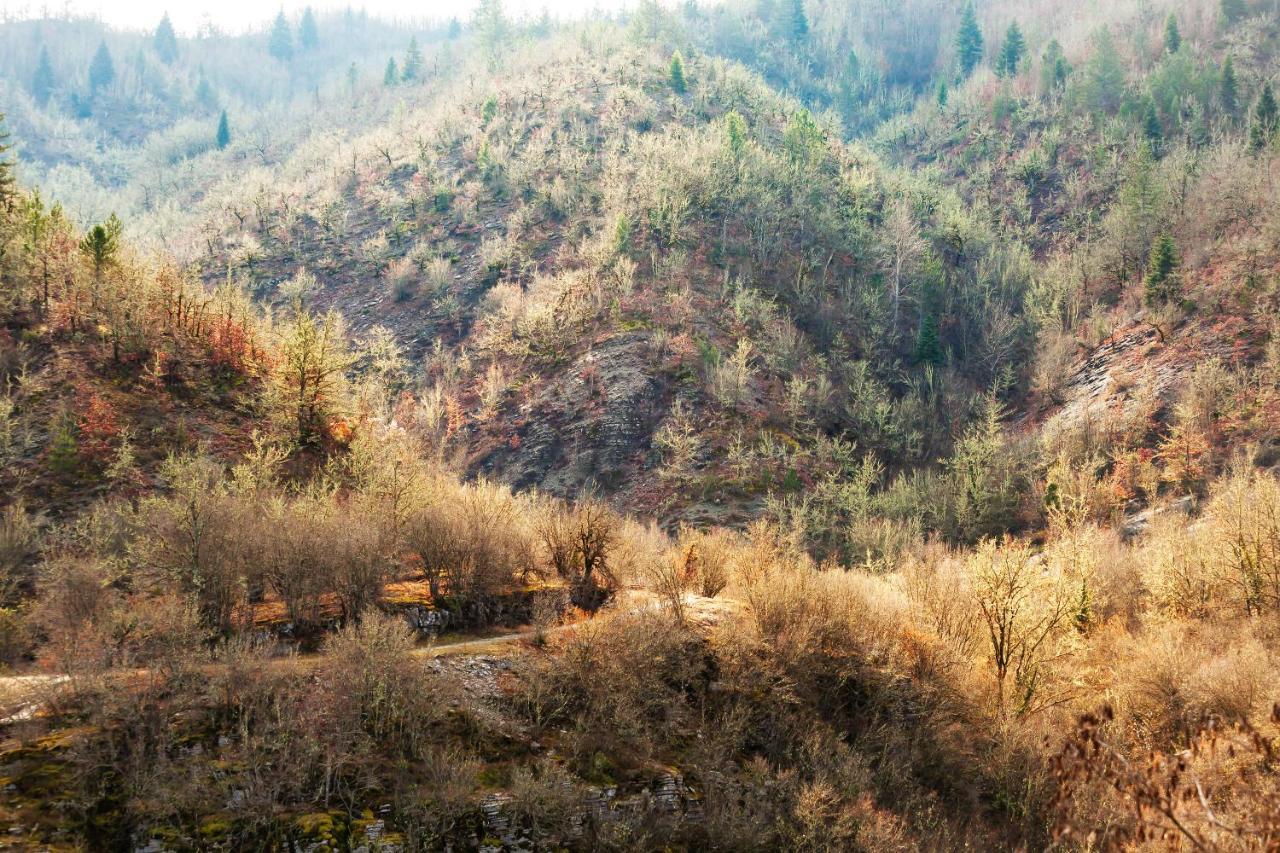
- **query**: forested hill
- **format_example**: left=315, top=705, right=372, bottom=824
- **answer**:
left=3, top=0, right=1280, bottom=849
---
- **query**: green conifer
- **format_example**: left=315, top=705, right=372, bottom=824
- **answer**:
left=268, top=11, right=293, bottom=62
left=402, top=37, right=423, bottom=81
left=956, top=2, right=984, bottom=78
left=996, top=21, right=1025, bottom=77
left=31, top=46, right=55, bottom=106
left=154, top=13, right=178, bottom=64
left=88, top=41, right=115, bottom=92
left=216, top=110, right=230, bottom=149
left=1220, top=54, right=1239, bottom=118
left=670, top=50, right=688, bottom=94
left=299, top=7, right=319, bottom=50
left=1163, top=13, right=1181, bottom=54
left=1144, top=235, right=1179, bottom=305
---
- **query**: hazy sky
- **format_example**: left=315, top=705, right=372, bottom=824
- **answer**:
left=0, top=0, right=629, bottom=35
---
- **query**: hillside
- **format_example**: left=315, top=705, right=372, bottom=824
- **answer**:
left=3, top=0, right=1280, bottom=850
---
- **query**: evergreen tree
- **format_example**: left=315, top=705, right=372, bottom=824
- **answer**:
left=670, top=50, right=688, bottom=94
left=474, top=0, right=510, bottom=65
left=216, top=110, right=230, bottom=149
left=299, top=7, right=319, bottom=50
left=154, top=13, right=178, bottom=64
left=936, top=80, right=948, bottom=106
left=447, top=18, right=462, bottom=39
left=268, top=11, right=293, bottom=62
left=956, top=2, right=984, bottom=78
left=88, top=41, right=115, bottom=92
left=1143, top=100, right=1163, bottom=145
left=1220, top=54, right=1239, bottom=118
left=402, top=37, right=423, bottom=82
left=384, top=57, right=398, bottom=86
left=1250, top=81, right=1278, bottom=150
left=1084, top=27, right=1125, bottom=114
left=1040, top=39, right=1070, bottom=95
left=1163, top=13, right=1181, bottom=54
left=31, top=46, right=55, bottom=106
left=1144, top=235, right=1179, bottom=305
left=0, top=114, right=15, bottom=214
left=194, top=73, right=217, bottom=111
left=996, top=21, right=1025, bottom=77
left=788, top=0, right=808, bottom=41
left=347, top=63, right=358, bottom=97
left=915, top=312, right=943, bottom=365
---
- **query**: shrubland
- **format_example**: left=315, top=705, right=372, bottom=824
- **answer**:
left=4, top=0, right=1280, bottom=849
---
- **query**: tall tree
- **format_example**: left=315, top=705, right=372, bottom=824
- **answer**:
left=996, top=21, right=1025, bottom=77
left=1084, top=27, right=1125, bottom=114
left=1251, top=81, right=1278, bottom=150
left=268, top=11, right=293, bottom=62
left=299, top=7, right=319, bottom=50
left=1163, top=13, right=1182, bottom=54
left=787, top=0, right=808, bottom=42
left=154, top=13, right=179, bottom=64
left=669, top=50, right=688, bottom=94
left=88, top=41, right=115, bottom=92
left=1144, top=235, right=1179, bottom=305
left=1040, top=39, right=1070, bottom=96
left=0, top=114, right=15, bottom=215
left=79, top=216, right=120, bottom=309
left=1220, top=54, right=1239, bottom=118
left=216, top=110, right=230, bottom=149
left=383, top=57, right=398, bottom=86
left=273, top=301, right=356, bottom=447
left=956, top=2, right=984, bottom=78
left=474, top=0, right=509, bottom=66
left=1143, top=100, right=1163, bottom=145
left=401, top=37, right=423, bottom=81
left=31, top=46, right=55, bottom=106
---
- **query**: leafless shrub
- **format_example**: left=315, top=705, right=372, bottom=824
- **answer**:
left=537, top=499, right=618, bottom=613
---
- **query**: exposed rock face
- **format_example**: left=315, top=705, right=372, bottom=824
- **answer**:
left=481, top=331, right=665, bottom=498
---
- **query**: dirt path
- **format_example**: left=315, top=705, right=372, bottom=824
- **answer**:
left=0, top=592, right=738, bottom=723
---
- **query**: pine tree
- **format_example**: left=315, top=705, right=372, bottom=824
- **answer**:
left=956, top=2, right=984, bottom=78
left=1163, top=13, right=1181, bottom=54
left=996, top=21, right=1025, bottom=77
left=1040, top=39, right=1070, bottom=95
left=788, top=0, right=808, bottom=41
left=474, top=0, right=510, bottom=66
left=915, top=312, right=943, bottom=365
left=1144, top=235, right=1179, bottom=305
left=402, top=37, right=423, bottom=82
left=384, top=57, right=398, bottom=86
left=31, top=46, right=55, bottom=106
left=1144, top=100, right=1163, bottom=145
left=1084, top=27, right=1125, bottom=114
left=347, top=62, right=358, bottom=98
left=299, top=7, right=319, bottom=50
left=937, top=80, right=948, bottom=106
left=1251, top=82, right=1279, bottom=150
left=1220, top=54, right=1239, bottom=118
left=670, top=50, right=687, bottom=94
left=154, top=13, right=178, bottom=64
left=216, top=110, right=230, bottom=149
left=0, top=114, right=15, bottom=214
left=195, top=73, right=217, bottom=111
left=268, top=11, right=293, bottom=62
left=88, top=41, right=115, bottom=92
